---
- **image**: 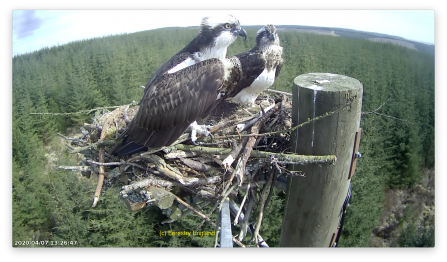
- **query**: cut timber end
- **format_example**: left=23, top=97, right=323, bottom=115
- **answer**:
left=148, top=187, right=175, bottom=210
left=125, top=199, right=147, bottom=212
left=280, top=73, right=363, bottom=247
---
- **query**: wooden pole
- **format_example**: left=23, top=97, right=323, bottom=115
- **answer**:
left=279, top=73, right=363, bottom=247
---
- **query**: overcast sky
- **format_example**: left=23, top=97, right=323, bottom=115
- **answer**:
left=12, top=9, right=435, bottom=57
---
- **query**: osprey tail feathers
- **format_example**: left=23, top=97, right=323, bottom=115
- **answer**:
left=111, top=136, right=148, bottom=157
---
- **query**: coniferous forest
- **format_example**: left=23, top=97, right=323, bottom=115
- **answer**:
left=12, top=27, right=435, bottom=247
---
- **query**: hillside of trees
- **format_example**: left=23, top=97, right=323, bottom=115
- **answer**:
left=12, top=27, right=434, bottom=247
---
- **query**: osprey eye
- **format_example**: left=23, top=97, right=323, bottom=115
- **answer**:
left=224, top=23, right=231, bottom=29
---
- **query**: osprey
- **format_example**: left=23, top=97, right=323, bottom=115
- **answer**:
left=229, top=24, right=283, bottom=106
left=113, top=15, right=247, bottom=156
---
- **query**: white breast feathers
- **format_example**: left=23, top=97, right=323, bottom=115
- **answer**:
left=232, top=68, right=276, bottom=105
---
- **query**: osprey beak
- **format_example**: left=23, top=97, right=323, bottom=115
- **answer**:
left=268, top=33, right=275, bottom=41
left=237, top=28, right=247, bottom=40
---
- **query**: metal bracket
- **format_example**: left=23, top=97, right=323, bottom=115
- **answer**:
left=220, top=198, right=233, bottom=247
left=348, top=128, right=362, bottom=180
left=329, top=228, right=340, bottom=247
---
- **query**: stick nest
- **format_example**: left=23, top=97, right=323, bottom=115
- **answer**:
left=59, top=93, right=333, bottom=247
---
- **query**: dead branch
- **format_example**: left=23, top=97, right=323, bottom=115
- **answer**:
left=144, top=154, right=198, bottom=185
left=214, top=100, right=354, bottom=140
left=29, top=101, right=138, bottom=116
left=56, top=133, right=86, bottom=143
left=122, top=105, right=131, bottom=125
left=173, top=195, right=216, bottom=227
left=178, top=158, right=215, bottom=173
left=234, top=184, right=250, bottom=226
left=265, top=88, right=292, bottom=96
left=253, top=170, right=274, bottom=245
left=362, top=101, right=387, bottom=115
left=233, top=237, right=246, bottom=248
left=238, top=191, right=255, bottom=242
left=57, top=94, right=320, bottom=246
left=147, top=187, right=175, bottom=209
left=170, top=144, right=336, bottom=165
left=92, top=104, right=131, bottom=207
left=86, top=160, right=124, bottom=166
left=236, top=103, right=276, bottom=132
left=58, top=165, right=92, bottom=172
left=83, top=123, right=102, bottom=131
left=362, top=101, right=411, bottom=123
left=92, top=146, right=105, bottom=207
left=221, top=139, right=244, bottom=168
left=70, top=139, right=116, bottom=154
left=121, top=176, right=173, bottom=195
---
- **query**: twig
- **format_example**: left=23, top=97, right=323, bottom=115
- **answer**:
left=143, top=154, right=199, bottom=185
left=234, top=104, right=277, bottom=185
left=173, top=195, right=216, bottom=227
left=196, top=178, right=238, bottom=231
left=362, top=101, right=411, bottom=123
left=368, top=112, right=411, bottom=123
left=214, top=211, right=220, bottom=248
left=178, top=158, right=215, bottom=173
left=122, top=105, right=130, bottom=125
left=238, top=192, right=255, bottom=242
left=125, top=162, right=160, bottom=176
left=219, top=183, right=239, bottom=210
left=169, top=144, right=337, bottom=165
left=253, top=170, right=274, bottom=245
left=268, top=96, right=286, bottom=128
left=209, top=115, right=255, bottom=133
left=265, top=89, right=292, bottom=96
left=86, top=160, right=124, bottom=166
left=58, top=165, right=92, bottom=172
left=197, top=200, right=220, bottom=231
left=213, top=100, right=353, bottom=140
left=236, top=103, right=276, bottom=132
left=264, top=171, right=277, bottom=214
left=83, top=123, right=102, bottom=131
left=29, top=101, right=137, bottom=116
left=70, top=139, right=117, bottom=154
left=121, top=176, right=173, bottom=196
left=233, top=180, right=268, bottom=191
left=233, top=237, right=246, bottom=248
left=221, top=139, right=243, bottom=168
left=92, top=105, right=128, bottom=207
left=56, top=133, right=85, bottom=143
left=92, top=147, right=105, bottom=207
left=234, top=183, right=250, bottom=226
left=64, top=143, right=75, bottom=150
left=256, top=237, right=269, bottom=248
left=362, top=101, right=387, bottom=115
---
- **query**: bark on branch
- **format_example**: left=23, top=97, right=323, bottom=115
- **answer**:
left=168, top=144, right=336, bottom=165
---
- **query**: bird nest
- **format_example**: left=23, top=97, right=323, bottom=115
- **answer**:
left=59, top=91, right=336, bottom=247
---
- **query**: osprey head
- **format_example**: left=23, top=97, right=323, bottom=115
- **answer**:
left=256, top=24, right=280, bottom=47
left=200, top=14, right=247, bottom=47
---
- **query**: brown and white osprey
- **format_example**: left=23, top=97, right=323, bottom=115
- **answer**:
left=229, top=24, right=283, bottom=106
left=113, top=15, right=246, bottom=156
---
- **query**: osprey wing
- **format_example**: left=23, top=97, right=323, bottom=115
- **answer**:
left=142, top=52, right=192, bottom=94
left=275, top=59, right=283, bottom=79
left=228, top=51, right=266, bottom=97
left=128, top=58, right=224, bottom=148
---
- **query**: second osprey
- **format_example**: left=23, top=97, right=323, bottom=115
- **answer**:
left=229, top=24, right=283, bottom=106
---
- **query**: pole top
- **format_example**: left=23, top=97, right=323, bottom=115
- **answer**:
left=294, top=73, right=362, bottom=92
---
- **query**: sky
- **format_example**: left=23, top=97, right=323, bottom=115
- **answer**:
left=12, top=9, right=435, bottom=57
